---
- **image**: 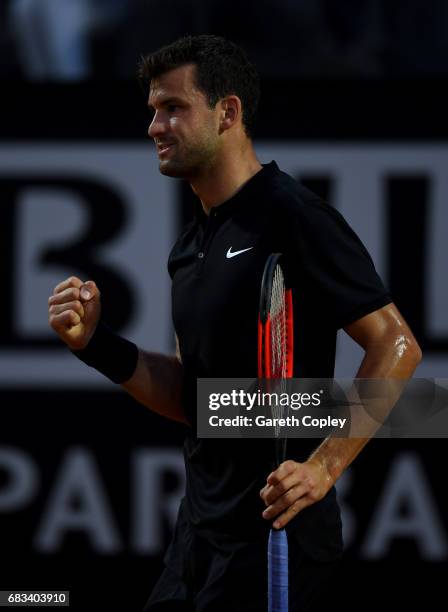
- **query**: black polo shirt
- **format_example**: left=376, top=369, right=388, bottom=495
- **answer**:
left=167, top=161, right=390, bottom=561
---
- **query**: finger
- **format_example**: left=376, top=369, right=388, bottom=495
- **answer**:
left=271, top=496, right=311, bottom=529
left=262, top=484, right=307, bottom=521
left=259, top=484, right=270, bottom=500
left=261, top=472, right=302, bottom=506
left=52, top=276, right=83, bottom=296
left=266, top=460, right=297, bottom=487
left=49, top=300, right=85, bottom=319
left=49, top=310, right=81, bottom=332
left=79, top=280, right=99, bottom=302
left=48, top=287, right=81, bottom=306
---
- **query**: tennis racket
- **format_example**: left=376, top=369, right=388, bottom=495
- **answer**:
left=258, top=253, right=294, bottom=612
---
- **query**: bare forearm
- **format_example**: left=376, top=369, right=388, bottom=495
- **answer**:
left=121, top=349, right=186, bottom=424
left=261, top=305, right=423, bottom=528
left=308, top=323, right=422, bottom=484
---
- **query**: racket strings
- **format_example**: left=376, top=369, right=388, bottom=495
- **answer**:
left=269, top=266, right=287, bottom=379
left=268, top=265, right=289, bottom=452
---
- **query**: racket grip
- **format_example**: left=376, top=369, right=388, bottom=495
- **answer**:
left=268, top=528, right=289, bottom=611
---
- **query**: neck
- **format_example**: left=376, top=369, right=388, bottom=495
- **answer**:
left=190, top=141, right=262, bottom=214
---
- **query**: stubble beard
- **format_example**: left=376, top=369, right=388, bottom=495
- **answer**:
left=158, top=136, right=218, bottom=180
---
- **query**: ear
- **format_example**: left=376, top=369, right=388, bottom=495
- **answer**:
left=219, top=95, right=242, bottom=133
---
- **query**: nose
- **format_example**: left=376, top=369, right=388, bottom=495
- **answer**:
left=148, top=111, right=167, bottom=139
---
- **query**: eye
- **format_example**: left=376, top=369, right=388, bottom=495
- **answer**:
left=167, top=104, right=179, bottom=113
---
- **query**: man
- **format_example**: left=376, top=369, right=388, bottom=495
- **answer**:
left=48, top=35, right=421, bottom=611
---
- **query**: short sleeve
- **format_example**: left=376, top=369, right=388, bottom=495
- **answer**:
left=281, top=197, right=391, bottom=329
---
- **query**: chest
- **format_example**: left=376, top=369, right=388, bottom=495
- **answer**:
left=171, top=212, right=282, bottom=369
left=176, top=213, right=277, bottom=307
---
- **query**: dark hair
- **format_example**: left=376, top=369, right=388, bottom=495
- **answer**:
left=138, top=34, right=260, bottom=137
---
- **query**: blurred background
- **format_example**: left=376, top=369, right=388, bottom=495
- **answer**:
left=1, top=1, right=447, bottom=610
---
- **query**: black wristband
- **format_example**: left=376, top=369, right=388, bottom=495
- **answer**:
left=71, top=321, right=139, bottom=384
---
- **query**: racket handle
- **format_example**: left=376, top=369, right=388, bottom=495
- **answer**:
left=268, top=528, right=289, bottom=611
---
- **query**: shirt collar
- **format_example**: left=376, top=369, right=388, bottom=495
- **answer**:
left=193, top=161, right=279, bottom=221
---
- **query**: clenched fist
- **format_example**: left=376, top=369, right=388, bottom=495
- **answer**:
left=48, top=276, right=101, bottom=350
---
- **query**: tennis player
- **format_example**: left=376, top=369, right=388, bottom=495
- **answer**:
left=48, top=35, right=422, bottom=611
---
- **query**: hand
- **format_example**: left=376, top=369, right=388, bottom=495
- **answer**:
left=260, top=459, right=333, bottom=529
left=48, top=276, right=101, bottom=350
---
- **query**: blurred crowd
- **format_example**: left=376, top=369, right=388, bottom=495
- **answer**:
left=2, top=0, right=448, bottom=80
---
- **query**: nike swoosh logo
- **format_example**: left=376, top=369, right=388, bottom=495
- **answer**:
left=226, top=246, right=254, bottom=259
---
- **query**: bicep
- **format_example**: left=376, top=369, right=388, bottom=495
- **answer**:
left=343, top=303, right=418, bottom=350
left=343, top=303, right=422, bottom=379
